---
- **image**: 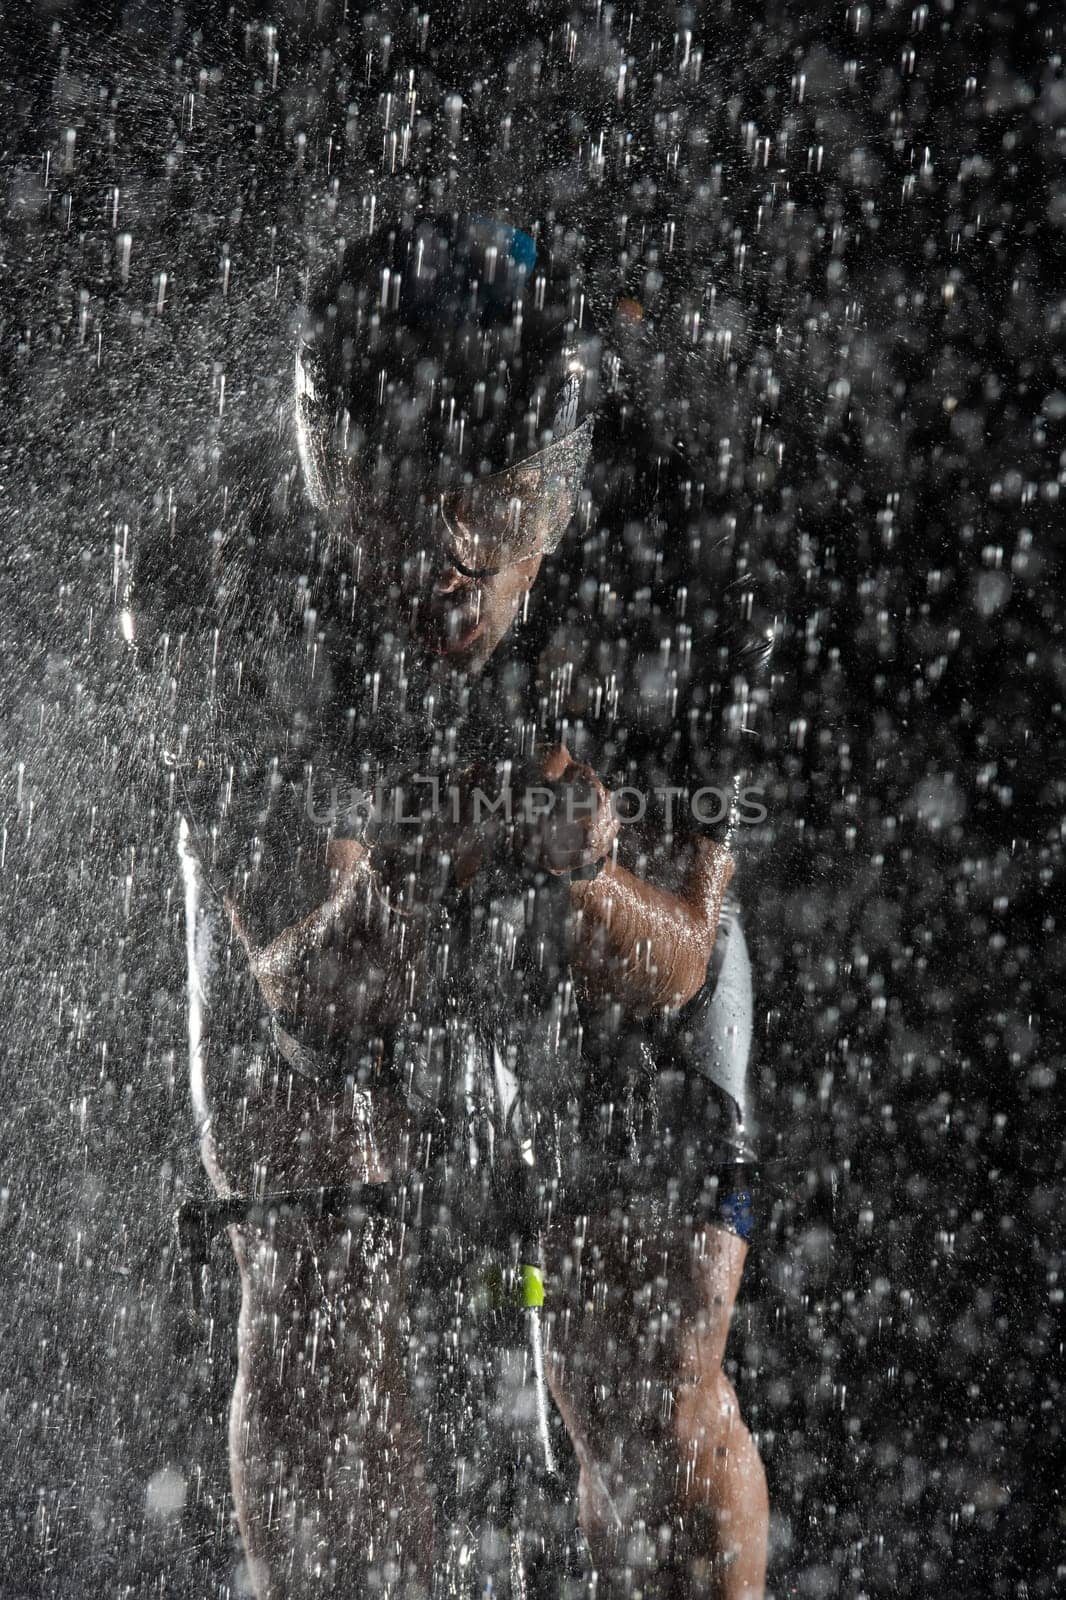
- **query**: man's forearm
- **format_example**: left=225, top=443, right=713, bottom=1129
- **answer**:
left=568, top=840, right=735, bottom=1013
left=228, top=847, right=419, bottom=1037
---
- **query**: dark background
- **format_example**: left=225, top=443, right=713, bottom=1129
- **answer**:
left=1, top=2, right=1062, bottom=1595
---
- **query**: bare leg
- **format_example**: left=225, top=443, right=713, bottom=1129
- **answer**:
left=673, top=1226, right=768, bottom=1598
left=545, top=1212, right=767, bottom=1599
left=194, top=1061, right=432, bottom=1599
left=228, top=1212, right=433, bottom=1600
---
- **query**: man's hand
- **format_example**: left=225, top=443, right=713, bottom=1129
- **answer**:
left=515, top=743, right=620, bottom=875
left=364, top=746, right=620, bottom=888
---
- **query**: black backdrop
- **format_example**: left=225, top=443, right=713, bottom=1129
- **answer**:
left=1, top=2, right=1061, bottom=1595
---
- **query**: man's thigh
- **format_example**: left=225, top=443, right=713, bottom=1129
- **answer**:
left=542, top=1208, right=748, bottom=1518
left=229, top=1209, right=433, bottom=1595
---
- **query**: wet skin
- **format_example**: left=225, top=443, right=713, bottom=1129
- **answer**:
left=202, top=534, right=767, bottom=1597
left=413, top=545, right=544, bottom=670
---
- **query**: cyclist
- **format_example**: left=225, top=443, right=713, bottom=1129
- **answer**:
left=137, top=214, right=769, bottom=1597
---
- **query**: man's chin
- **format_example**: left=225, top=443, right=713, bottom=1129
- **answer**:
left=417, top=625, right=495, bottom=673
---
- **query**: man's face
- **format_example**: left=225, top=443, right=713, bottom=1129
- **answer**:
left=344, top=500, right=544, bottom=672
left=413, top=551, right=544, bottom=671
left=313, top=412, right=592, bottom=674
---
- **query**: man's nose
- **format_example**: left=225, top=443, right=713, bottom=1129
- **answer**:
left=398, top=546, right=469, bottom=595
left=431, top=560, right=473, bottom=597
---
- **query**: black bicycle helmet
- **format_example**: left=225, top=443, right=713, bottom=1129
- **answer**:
left=294, top=213, right=604, bottom=575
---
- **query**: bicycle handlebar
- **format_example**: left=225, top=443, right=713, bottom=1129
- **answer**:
left=175, top=1175, right=543, bottom=1310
